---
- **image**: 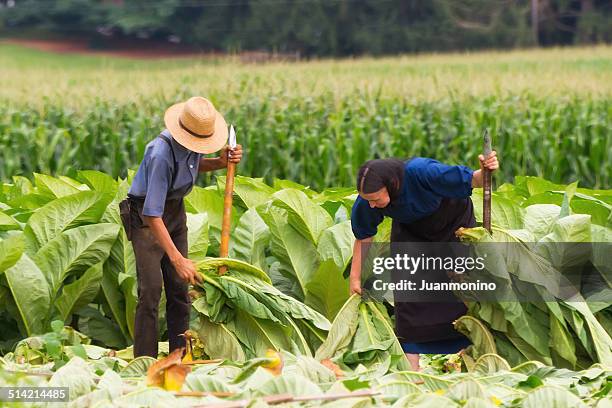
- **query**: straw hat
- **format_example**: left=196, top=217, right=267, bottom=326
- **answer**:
left=164, top=96, right=228, bottom=154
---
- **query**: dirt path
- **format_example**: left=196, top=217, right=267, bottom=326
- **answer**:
left=4, top=38, right=204, bottom=59
left=3, top=38, right=300, bottom=62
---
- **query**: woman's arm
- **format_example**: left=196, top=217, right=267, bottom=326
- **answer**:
left=349, top=236, right=373, bottom=295
left=143, top=216, right=202, bottom=285
left=199, top=144, right=243, bottom=173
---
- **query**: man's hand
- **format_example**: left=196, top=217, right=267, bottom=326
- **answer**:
left=218, top=144, right=243, bottom=167
left=144, top=216, right=203, bottom=285
left=172, top=255, right=202, bottom=285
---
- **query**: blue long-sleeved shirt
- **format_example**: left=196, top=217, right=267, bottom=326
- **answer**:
left=128, top=129, right=201, bottom=217
left=351, top=158, right=474, bottom=240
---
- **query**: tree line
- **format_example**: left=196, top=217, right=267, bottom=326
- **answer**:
left=1, top=0, right=610, bottom=57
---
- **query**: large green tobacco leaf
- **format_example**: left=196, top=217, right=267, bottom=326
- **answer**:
left=258, top=206, right=318, bottom=299
left=32, top=173, right=84, bottom=199
left=193, top=314, right=246, bottom=361
left=564, top=301, right=612, bottom=367
left=229, top=309, right=299, bottom=356
left=458, top=213, right=612, bottom=367
left=366, top=301, right=412, bottom=371
left=472, top=353, right=511, bottom=374
left=187, top=213, right=209, bottom=261
left=314, top=296, right=409, bottom=370
left=521, top=385, right=587, bottom=408
left=100, top=179, right=136, bottom=341
left=455, top=315, right=497, bottom=370
left=471, top=189, right=524, bottom=229
left=549, top=313, right=577, bottom=368
left=186, top=186, right=242, bottom=255
left=305, top=221, right=353, bottom=320
left=76, top=170, right=118, bottom=198
left=48, top=357, right=95, bottom=400
left=315, top=295, right=361, bottom=360
left=523, top=204, right=561, bottom=240
left=254, top=374, right=322, bottom=397
left=0, top=233, right=25, bottom=273
left=305, top=259, right=350, bottom=321
left=312, top=187, right=357, bottom=215
left=271, top=188, right=333, bottom=244
left=185, top=373, right=236, bottom=393
left=230, top=208, right=269, bottom=270
left=55, top=262, right=104, bottom=322
left=23, top=191, right=111, bottom=254
left=343, top=302, right=392, bottom=364
left=217, top=175, right=276, bottom=209
left=185, top=187, right=224, bottom=222
left=0, top=210, right=20, bottom=231
left=34, top=223, right=119, bottom=296
left=273, top=179, right=316, bottom=196
left=115, top=388, right=178, bottom=406
left=76, top=306, right=127, bottom=349
left=198, top=258, right=271, bottom=284
left=591, top=225, right=612, bottom=287
left=317, top=221, right=354, bottom=270
left=3, top=253, right=50, bottom=335
left=195, top=259, right=330, bottom=358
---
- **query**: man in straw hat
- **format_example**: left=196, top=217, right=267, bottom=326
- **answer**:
left=122, top=96, right=242, bottom=358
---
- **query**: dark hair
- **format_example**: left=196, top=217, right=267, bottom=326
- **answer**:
left=356, top=158, right=405, bottom=200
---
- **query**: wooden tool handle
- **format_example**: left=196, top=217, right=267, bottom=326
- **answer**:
left=219, top=161, right=236, bottom=275
left=482, top=129, right=492, bottom=233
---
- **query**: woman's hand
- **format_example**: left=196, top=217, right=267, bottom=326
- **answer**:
left=219, top=144, right=243, bottom=167
left=472, top=150, right=499, bottom=188
left=479, top=150, right=498, bottom=172
left=349, top=237, right=371, bottom=295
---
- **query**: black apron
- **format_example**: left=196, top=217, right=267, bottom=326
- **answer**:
left=391, top=197, right=476, bottom=343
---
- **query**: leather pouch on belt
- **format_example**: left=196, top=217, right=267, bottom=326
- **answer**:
left=119, top=198, right=133, bottom=241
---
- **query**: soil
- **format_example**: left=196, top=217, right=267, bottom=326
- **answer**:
left=3, top=37, right=300, bottom=62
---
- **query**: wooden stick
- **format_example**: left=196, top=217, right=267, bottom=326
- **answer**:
left=190, top=394, right=292, bottom=408
left=191, top=390, right=380, bottom=407
left=482, top=129, right=493, bottom=233
left=181, top=359, right=223, bottom=365
left=3, top=370, right=53, bottom=378
left=174, top=391, right=235, bottom=398
left=219, top=154, right=236, bottom=275
left=291, top=390, right=381, bottom=402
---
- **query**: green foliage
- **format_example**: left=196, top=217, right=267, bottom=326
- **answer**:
left=2, top=0, right=611, bottom=55
left=0, top=171, right=610, bottom=406
left=2, top=342, right=609, bottom=407
left=458, top=178, right=612, bottom=369
left=0, top=95, right=610, bottom=190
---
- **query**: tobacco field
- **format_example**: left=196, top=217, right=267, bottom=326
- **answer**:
left=0, top=169, right=610, bottom=407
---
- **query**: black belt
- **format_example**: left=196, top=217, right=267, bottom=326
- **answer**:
left=126, top=194, right=182, bottom=203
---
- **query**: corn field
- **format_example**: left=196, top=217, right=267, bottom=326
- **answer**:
left=0, top=44, right=610, bottom=190
left=1, top=95, right=610, bottom=190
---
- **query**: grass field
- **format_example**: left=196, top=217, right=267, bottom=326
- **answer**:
left=0, top=43, right=610, bottom=189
